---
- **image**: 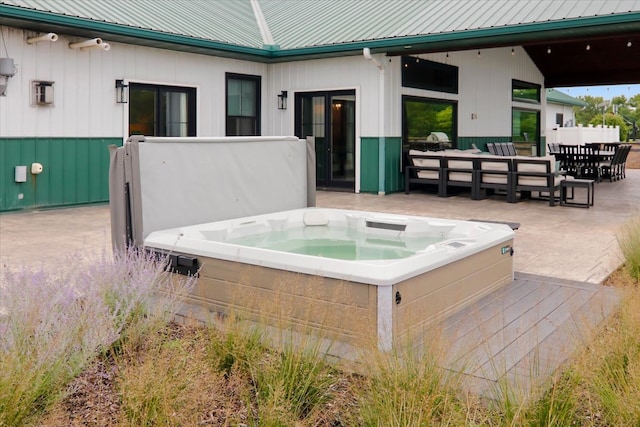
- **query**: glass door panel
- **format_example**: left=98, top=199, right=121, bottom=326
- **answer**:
left=300, top=96, right=327, bottom=186
left=330, top=95, right=355, bottom=182
left=296, top=90, right=355, bottom=190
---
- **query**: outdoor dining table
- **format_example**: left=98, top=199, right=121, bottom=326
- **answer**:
left=548, top=145, right=617, bottom=180
left=595, top=150, right=615, bottom=160
left=548, top=148, right=615, bottom=161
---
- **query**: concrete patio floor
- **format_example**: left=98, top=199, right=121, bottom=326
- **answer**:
left=2, top=170, right=638, bottom=283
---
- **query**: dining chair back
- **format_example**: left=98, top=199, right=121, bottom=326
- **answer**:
left=580, top=144, right=601, bottom=182
left=559, top=144, right=580, bottom=177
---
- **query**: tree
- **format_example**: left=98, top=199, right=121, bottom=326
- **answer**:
left=575, top=95, right=606, bottom=125
left=589, top=113, right=629, bottom=141
left=574, top=93, right=640, bottom=140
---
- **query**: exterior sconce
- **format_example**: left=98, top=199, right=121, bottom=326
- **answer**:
left=278, top=90, right=288, bottom=110
left=115, top=79, right=129, bottom=104
left=0, top=58, right=18, bottom=96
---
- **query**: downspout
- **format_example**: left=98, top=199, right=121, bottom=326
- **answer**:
left=363, top=48, right=386, bottom=195
left=363, top=53, right=392, bottom=352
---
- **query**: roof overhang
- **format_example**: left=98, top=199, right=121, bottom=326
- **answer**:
left=0, top=5, right=268, bottom=61
left=2, top=4, right=639, bottom=87
left=379, top=13, right=640, bottom=88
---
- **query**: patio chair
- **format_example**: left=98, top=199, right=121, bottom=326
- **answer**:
left=487, top=143, right=498, bottom=155
left=441, top=156, right=478, bottom=198
left=619, top=144, right=632, bottom=180
left=600, top=144, right=630, bottom=181
left=579, top=144, right=601, bottom=182
left=559, top=144, right=581, bottom=177
left=547, top=142, right=560, bottom=154
left=513, top=157, right=565, bottom=206
left=476, top=156, right=516, bottom=202
left=503, top=142, right=518, bottom=156
left=405, top=150, right=445, bottom=196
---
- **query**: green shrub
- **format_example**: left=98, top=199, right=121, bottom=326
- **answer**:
left=618, top=215, right=640, bottom=281
left=250, top=334, right=337, bottom=424
left=0, top=249, right=194, bottom=426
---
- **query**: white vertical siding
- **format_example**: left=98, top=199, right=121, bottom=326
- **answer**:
left=401, top=46, right=544, bottom=139
left=0, top=26, right=267, bottom=138
left=266, top=53, right=396, bottom=137
left=1, top=25, right=545, bottom=143
left=266, top=54, right=405, bottom=138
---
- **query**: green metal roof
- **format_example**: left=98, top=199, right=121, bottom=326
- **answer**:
left=546, top=89, right=589, bottom=107
left=2, top=0, right=640, bottom=61
left=261, top=0, right=640, bottom=50
left=1, top=0, right=265, bottom=48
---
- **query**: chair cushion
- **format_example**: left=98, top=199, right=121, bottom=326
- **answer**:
left=417, top=170, right=439, bottom=179
left=447, top=158, right=474, bottom=169
left=449, top=172, right=473, bottom=182
left=518, top=175, right=563, bottom=187
left=482, top=174, right=508, bottom=184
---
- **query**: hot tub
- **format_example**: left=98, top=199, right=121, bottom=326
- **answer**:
left=144, top=208, right=515, bottom=353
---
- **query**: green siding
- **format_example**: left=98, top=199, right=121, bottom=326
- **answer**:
left=0, top=137, right=122, bottom=212
left=360, top=137, right=379, bottom=193
left=359, top=137, right=403, bottom=194
left=384, top=137, right=403, bottom=193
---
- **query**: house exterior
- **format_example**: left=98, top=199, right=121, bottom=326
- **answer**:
left=545, top=88, right=621, bottom=146
left=546, top=89, right=587, bottom=128
left=1, top=0, right=639, bottom=211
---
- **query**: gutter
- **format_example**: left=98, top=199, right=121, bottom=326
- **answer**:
left=363, top=48, right=386, bottom=196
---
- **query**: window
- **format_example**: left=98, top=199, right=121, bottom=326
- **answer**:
left=403, top=96, right=457, bottom=150
left=226, top=73, right=260, bottom=136
left=512, top=108, right=540, bottom=156
left=555, top=113, right=564, bottom=127
left=129, top=84, right=196, bottom=137
left=402, top=56, right=458, bottom=94
left=512, top=80, right=540, bottom=103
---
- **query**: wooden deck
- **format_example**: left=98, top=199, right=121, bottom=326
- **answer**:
left=439, top=272, right=620, bottom=402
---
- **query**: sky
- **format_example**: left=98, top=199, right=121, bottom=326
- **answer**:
left=554, top=84, right=640, bottom=100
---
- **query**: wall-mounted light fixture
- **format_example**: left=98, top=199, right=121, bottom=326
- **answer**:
left=277, top=90, right=288, bottom=110
left=27, top=33, right=58, bottom=44
left=115, top=79, right=129, bottom=104
left=0, top=57, right=18, bottom=96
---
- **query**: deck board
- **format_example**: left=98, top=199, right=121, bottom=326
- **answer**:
left=444, top=283, right=565, bottom=366
left=439, top=272, right=620, bottom=401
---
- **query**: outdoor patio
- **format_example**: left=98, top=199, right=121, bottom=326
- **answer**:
left=315, top=170, right=639, bottom=400
left=1, top=169, right=638, bottom=402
